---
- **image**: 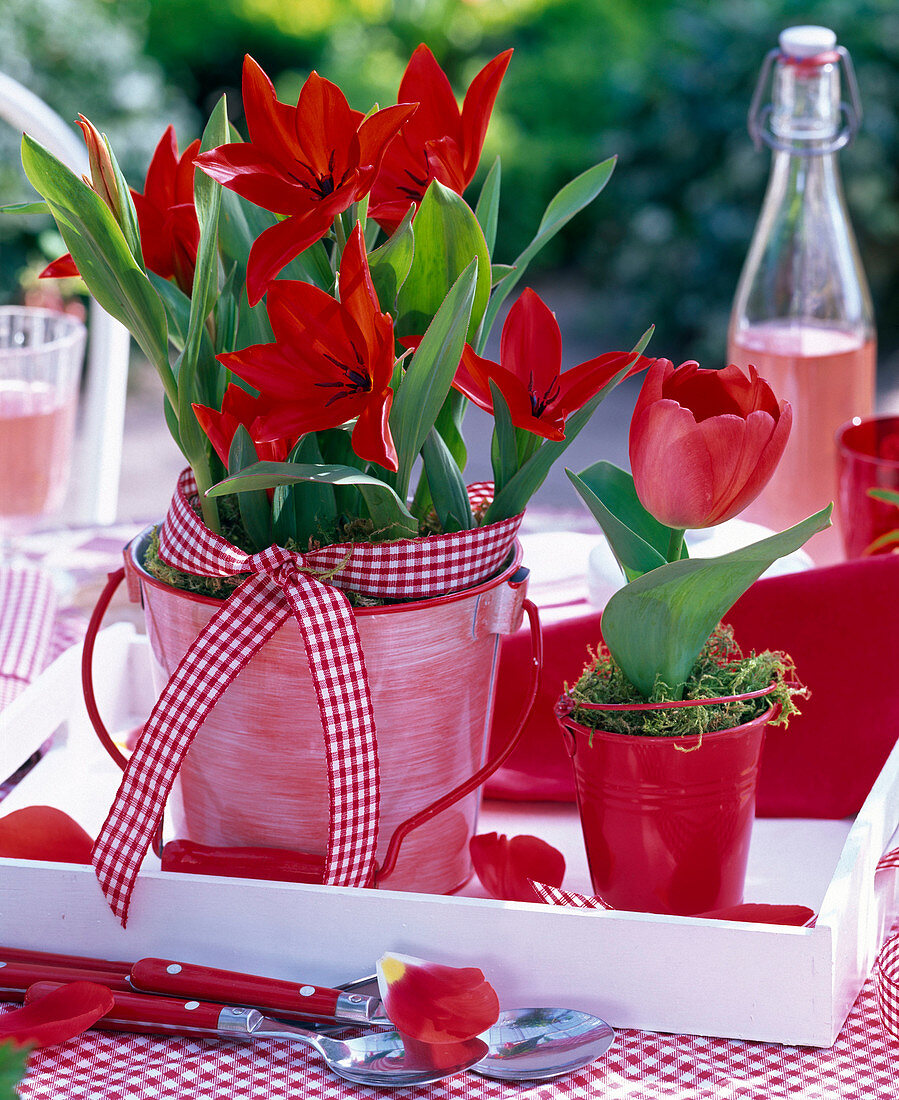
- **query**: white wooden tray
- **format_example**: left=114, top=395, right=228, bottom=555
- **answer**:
left=0, top=624, right=897, bottom=1047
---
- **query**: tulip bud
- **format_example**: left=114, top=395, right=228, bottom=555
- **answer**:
left=629, top=360, right=792, bottom=530
left=76, top=115, right=120, bottom=219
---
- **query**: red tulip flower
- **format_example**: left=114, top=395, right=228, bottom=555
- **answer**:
left=196, top=56, right=416, bottom=304
left=41, top=124, right=200, bottom=297
left=193, top=384, right=295, bottom=467
left=131, top=125, right=202, bottom=296
left=218, top=223, right=398, bottom=470
left=430, top=288, right=651, bottom=441
left=629, top=359, right=792, bottom=529
left=369, top=44, right=512, bottom=234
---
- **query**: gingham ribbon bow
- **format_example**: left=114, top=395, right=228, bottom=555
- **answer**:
left=93, top=470, right=522, bottom=924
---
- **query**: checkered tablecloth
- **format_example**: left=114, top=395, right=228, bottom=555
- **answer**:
left=10, top=966, right=898, bottom=1100
left=3, top=523, right=899, bottom=1098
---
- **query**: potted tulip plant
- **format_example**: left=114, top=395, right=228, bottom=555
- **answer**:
left=11, top=46, right=652, bottom=925
left=561, top=359, right=831, bottom=916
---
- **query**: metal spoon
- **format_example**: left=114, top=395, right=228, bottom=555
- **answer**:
left=475, top=1006, right=615, bottom=1081
left=324, top=978, right=616, bottom=1081
left=218, top=1007, right=483, bottom=1087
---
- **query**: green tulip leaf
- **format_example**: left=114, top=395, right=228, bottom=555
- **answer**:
left=285, top=238, right=335, bottom=292
left=103, top=132, right=144, bottom=269
left=175, top=95, right=228, bottom=507
left=867, top=487, right=899, bottom=506
left=214, top=263, right=240, bottom=360
left=368, top=204, right=415, bottom=311
left=148, top=272, right=191, bottom=350
left=228, top=425, right=272, bottom=551
left=389, top=258, right=477, bottom=498
left=208, top=461, right=418, bottom=541
left=475, top=156, right=501, bottom=255
left=601, top=504, right=833, bottom=698
left=491, top=264, right=516, bottom=287
left=865, top=530, right=899, bottom=554
left=395, top=180, right=490, bottom=343
left=421, top=428, right=475, bottom=532
left=317, top=427, right=364, bottom=516
left=0, top=200, right=50, bottom=215
left=273, top=434, right=338, bottom=548
left=20, top=135, right=175, bottom=406
left=566, top=462, right=670, bottom=580
left=490, top=381, right=518, bottom=495
left=478, top=156, right=616, bottom=351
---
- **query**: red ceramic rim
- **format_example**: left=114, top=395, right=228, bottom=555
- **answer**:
left=558, top=703, right=778, bottom=747
left=835, top=414, right=899, bottom=469
left=127, top=526, right=523, bottom=616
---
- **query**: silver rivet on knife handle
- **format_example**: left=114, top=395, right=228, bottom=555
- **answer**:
left=216, top=1006, right=265, bottom=1037
left=334, top=992, right=383, bottom=1025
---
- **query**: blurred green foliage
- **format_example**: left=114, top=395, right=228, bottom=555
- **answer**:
left=0, top=0, right=197, bottom=300
left=143, top=0, right=899, bottom=362
left=5, top=0, right=899, bottom=364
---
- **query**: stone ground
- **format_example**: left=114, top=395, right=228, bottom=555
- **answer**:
left=106, top=279, right=899, bottom=531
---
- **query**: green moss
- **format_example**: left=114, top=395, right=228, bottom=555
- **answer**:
left=566, top=623, right=807, bottom=739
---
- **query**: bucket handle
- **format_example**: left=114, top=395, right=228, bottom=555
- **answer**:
left=82, top=568, right=130, bottom=771
left=82, top=566, right=544, bottom=888
left=374, top=592, right=543, bottom=886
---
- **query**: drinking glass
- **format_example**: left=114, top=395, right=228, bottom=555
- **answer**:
left=0, top=307, right=86, bottom=552
left=836, top=414, right=899, bottom=559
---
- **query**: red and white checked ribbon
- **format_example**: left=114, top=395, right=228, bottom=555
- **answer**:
left=0, top=566, right=57, bottom=710
left=530, top=882, right=613, bottom=908
left=874, top=847, right=899, bottom=1040
left=93, top=470, right=522, bottom=925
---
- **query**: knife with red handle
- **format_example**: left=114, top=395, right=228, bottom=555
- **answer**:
left=129, top=958, right=386, bottom=1025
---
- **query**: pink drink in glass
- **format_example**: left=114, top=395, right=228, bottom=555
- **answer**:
left=728, top=321, right=876, bottom=565
left=0, top=380, right=77, bottom=534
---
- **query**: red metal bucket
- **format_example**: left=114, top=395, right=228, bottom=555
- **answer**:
left=84, top=529, right=541, bottom=896
left=558, top=705, right=772, bottom=915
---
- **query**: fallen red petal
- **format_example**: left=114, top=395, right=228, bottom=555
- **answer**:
left=0, top=806, right=94, bottom=864
left=377, top=953, right=499, bottom=1043
left=470, top=832, right=565, bottom=903
left=0, top=982, right=114, bottom=1048
left=700, top=903, right=816, bottom=926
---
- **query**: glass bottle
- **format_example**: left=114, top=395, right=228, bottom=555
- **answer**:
left=728, top=25, right=875, bottom=566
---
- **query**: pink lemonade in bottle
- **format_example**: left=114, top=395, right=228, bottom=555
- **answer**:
left=728, top=322, right=875, bottom=564
left=0, top=380, right=77, bottom=533
left=730, top=28, right=875, bottom=565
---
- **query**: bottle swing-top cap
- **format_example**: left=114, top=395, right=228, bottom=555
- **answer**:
left=748, top=26, right=862, bottom=155
left=778, top=25, right=837, bottom=60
